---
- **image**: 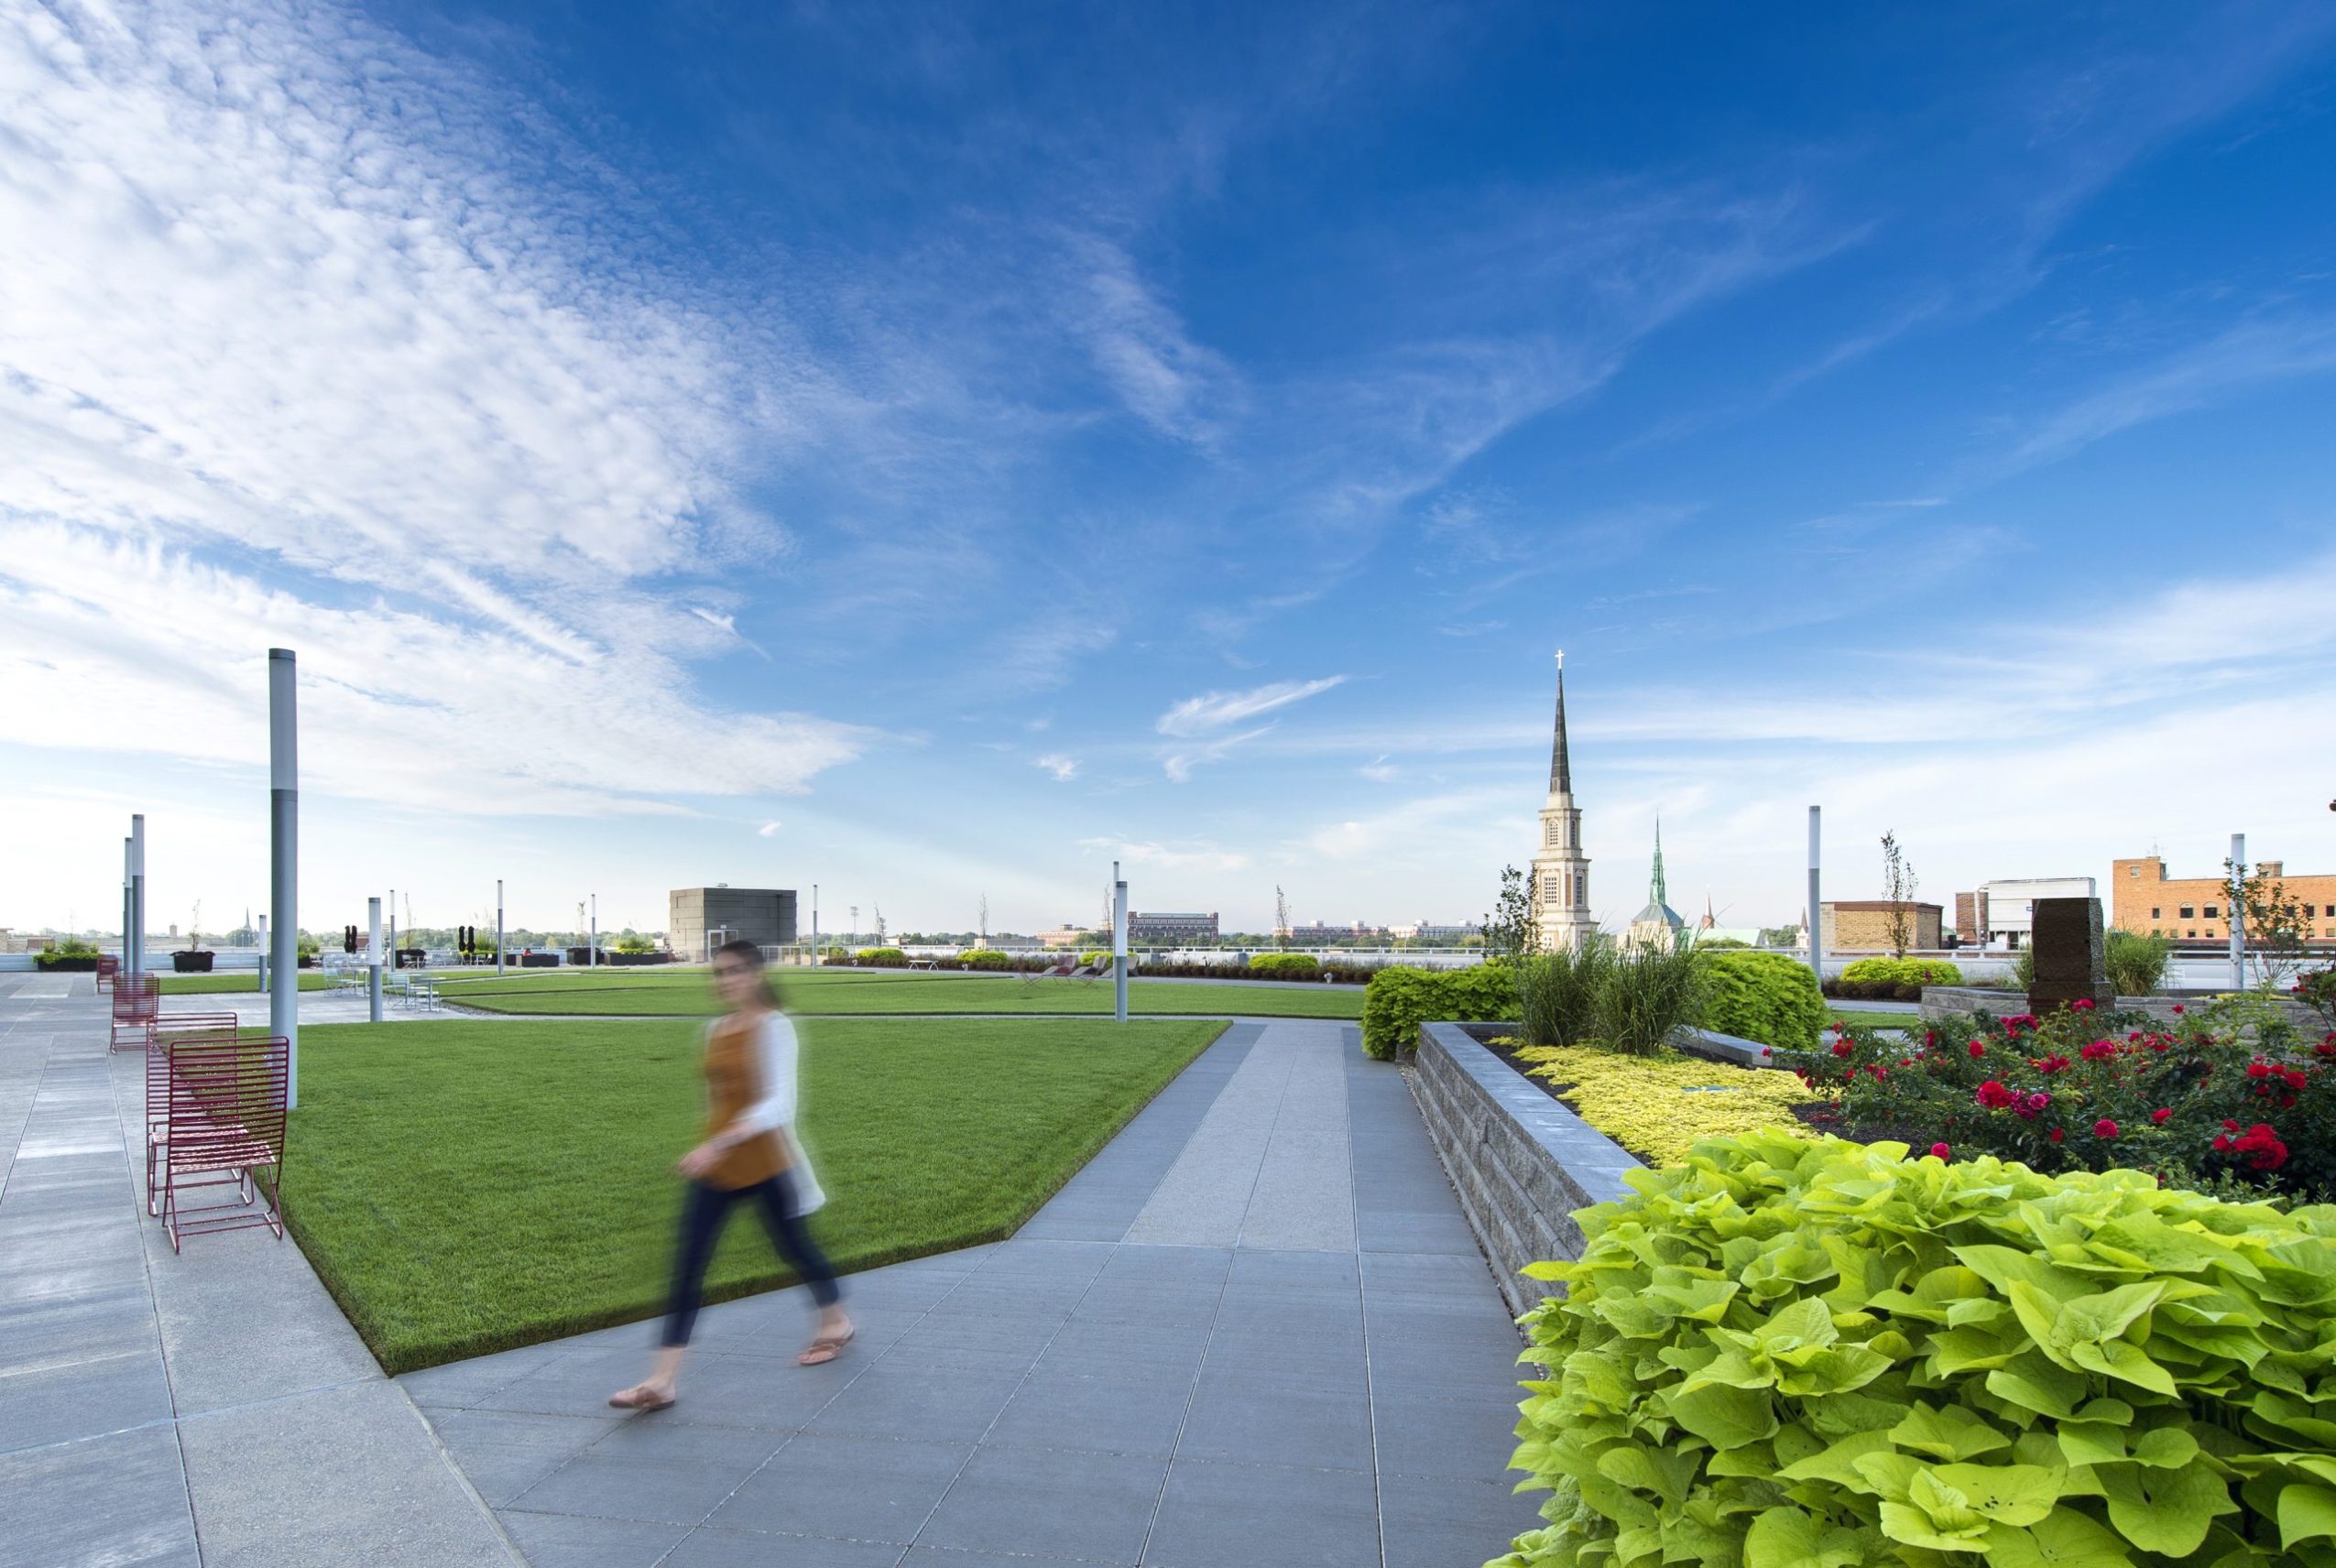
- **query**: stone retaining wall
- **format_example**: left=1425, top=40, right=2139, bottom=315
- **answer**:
left=1921, top=985, right=2321, bottom=1032
left=1406, top=1021, right=1638, bottom=1322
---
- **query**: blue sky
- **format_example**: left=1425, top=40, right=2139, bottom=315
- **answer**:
left=5, top=0, right=2335, bottom=938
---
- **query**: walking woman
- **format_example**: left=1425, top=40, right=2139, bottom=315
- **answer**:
left=611, top=941, right=851, bottom=1411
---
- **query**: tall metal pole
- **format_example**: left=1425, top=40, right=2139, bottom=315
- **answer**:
left=1806, top=806, right=1823, bottom=979
left=129, top=814, right=146, bottom=980
left=1113, top=860, right=1130, bottom=1023
left=496, top=879, right=505, bottom=975
left=812, top=883, right=819, bottom=964
left=388, top=888, right=396, bottom=973
left=257, top=914, right=268, bottom=995
left=122, top=836, right=132, bottom=973
left=590, top=893, right=597, bottom=968
left=268, top=648, right=300, bottom=1106
left=368, top=896, right=384, bottom=1024
left=2230, top=832, right=2246, bottom=990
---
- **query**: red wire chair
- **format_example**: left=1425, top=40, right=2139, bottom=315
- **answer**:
left=147, top=1014, right=241, bottom=1217
left=96, top=954, right=119, bottom=992
left=109, top=975, right=161, bottom=1051
left=157, top=1032, right=289, bottom=1252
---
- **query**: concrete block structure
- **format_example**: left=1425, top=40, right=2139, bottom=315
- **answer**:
left=668, top=887, right=797, bottom=961
left=1126, top=910, right=1220, bottom=942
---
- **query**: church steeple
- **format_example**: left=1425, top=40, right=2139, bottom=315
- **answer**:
left=1549, top=654, right=1573, bottom=794
left=1531, top=651, right=1595, bottom=954
left=1650, top=819, right=1666, bottom=907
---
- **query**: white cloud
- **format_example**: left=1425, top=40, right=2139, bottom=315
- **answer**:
left=0, top=1, right=868, bottom=816
left=1157, top=677, right=1347, bottom=737
left=1078, top=837, right=1250, bottom=873
left=1034, top=754, right=1080, bottom=781
left=1066, top=232, right=1242, bottom=445
left=758, top=821, right=784, bottom=836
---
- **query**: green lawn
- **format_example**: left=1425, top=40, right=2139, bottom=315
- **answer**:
left=1826, top=1008, right=1921, bottom=1032
left=285, top=1015, right=1225, bottom=1372
left=431, top=965, right=1367, bottom=1019
left=159, top=971, right=343, bottom=994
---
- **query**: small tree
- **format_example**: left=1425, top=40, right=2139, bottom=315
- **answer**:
left=1482, top=865, right=1537, bottom=965
left=1880, top=831, right=1918, bottom=958
left=2228, top=858, right=2313, bottom=989
left=187, top=899, right=203, bottom=952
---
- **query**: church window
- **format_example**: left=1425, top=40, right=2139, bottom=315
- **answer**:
left=1545, top=820, right=1558, bottom=846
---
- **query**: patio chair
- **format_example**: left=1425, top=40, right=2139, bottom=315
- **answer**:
left=147, top=1014, right=240, bottom=1216
left=157, top=1031, right=289, bottom=1252
left=96, top=954, right=119, bottom=992
left=109, top=974, right=161, bottom=1051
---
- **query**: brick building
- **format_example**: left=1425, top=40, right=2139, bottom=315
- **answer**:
left=1820, top=900, right=1943, bottom=952
left=2112, top=856, right=2336, bottom=944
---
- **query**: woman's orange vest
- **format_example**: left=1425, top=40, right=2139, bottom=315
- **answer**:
left=703, top=1015, right=788, bottom=1191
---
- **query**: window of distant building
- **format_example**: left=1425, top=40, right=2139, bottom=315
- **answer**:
left=2204, top=904, right=2219, bottom=919
left=2179, top=906, right=2194, bottom=920
left=2129, top=865, right=2140, bottom=877
left=2151, top=907, right=2160, bottom=919
left=2188, top=930, right=2198, bottom=938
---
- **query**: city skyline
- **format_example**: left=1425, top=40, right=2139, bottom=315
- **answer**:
left=5, top=2, right=2336, bottom=934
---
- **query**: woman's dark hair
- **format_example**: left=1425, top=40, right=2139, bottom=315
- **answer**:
left=713, top=939, right=786, bottom=1008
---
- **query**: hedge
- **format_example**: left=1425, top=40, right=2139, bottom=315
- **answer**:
left=1495, top=1128, right=2336, bottom=1568
left=1827, top=976, right=1924, bottom=1002
left=956, top=948, right=1014, bottom=970
left=1359, top=964, right=1513, bottom=1060
left=852, top=947, right=908, bottom=966
left=1704, top=951, right=1828, bottom=1051
left=1248, top=953, right=1321, bottom=978
left=1841, top=955, right=1964, bottom=986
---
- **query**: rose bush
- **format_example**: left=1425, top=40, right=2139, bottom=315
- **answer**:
left=1787, top=996, right=2336, bottom=1201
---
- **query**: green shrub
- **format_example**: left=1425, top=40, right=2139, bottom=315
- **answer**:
left=957, top=948, right=1012, bottom=970
left=1496, top=1128, right=2336, bottom=1568
left=1697, top=936, right=1751, bottom=949
left=1592, top=941, right=1708, bottom=1056
left=1517, top=942, right=1614, bottom=1048
left=2012, top=946, right=2036, bottom=989
left=1248, top=953, right=1320, bottom=978
left=1841, top=955, right=1964, bottom=986
left=1080, top=950, right=1113, bottom=968
left=1359, top=964, right=1514, bottom=1060
left=2105, top=928, right=2172, bottom=996
left=1705, top=951, right=1828, bottom=1051
left=853, top=947, right=908, bottom=967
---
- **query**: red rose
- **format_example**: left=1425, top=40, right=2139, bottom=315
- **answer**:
left=1832, top=1040, right=1853, bottom=1058
left=1969, top=1040, right=1986, bottom=1059
left=2152, top=1108, right=2171, bottom=1124
left=1929, top=1142, right=1950, bottom=1159
left=2073, top=997, right=2094, bottom=1011
left=2049, top=1128, right=2064, bottom=1143
left=2093, top=1118, right=2118, bottom=1138
left=2173, top=1004, right=2185, bottom=1015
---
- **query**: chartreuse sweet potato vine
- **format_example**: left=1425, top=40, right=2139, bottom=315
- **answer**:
left=1510, top=1044, right=1817, bottom=1168
left=1492, top=1128, right=2336, bottom=1568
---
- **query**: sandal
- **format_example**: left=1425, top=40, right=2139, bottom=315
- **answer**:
left=798, top=1325, right=856, bottom=1366
left=607, top=1382, right=676, bottom=1411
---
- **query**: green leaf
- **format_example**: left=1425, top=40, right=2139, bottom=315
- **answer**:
left=2132, top=1426, right=2200, bottom=1470
left=1931, top=1462, right=2064, bottom=1526
left=1986, top=1507, right=2138, bottom=1568
left=1879, top=1497, right=1990, bottom=1552
left=1777, top=1428, right=1894, bottom=1491
left=1744, top=1507, right=1863, bottom=1568
left=1663, top=1378, right=1774, bottom=1450
left=1893, top=1402, right=2014, bottom=1462
left=2067, top=1336, right=2178, bottom=1396
left=2280, top=1485, right=2336, bottom=1550
left=2101, top=1460, right=2239, bottom=1557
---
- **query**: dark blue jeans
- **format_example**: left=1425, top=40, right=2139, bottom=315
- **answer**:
left=661, top=1171, right=840, bottom=1347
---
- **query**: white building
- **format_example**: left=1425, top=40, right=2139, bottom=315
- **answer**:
left=1531, top=655, right=1597, bottom=953
left=1968, top=877, right=2098, bottom=948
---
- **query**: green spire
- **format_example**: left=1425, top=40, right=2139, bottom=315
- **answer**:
left=1650, top=818, right=1666, bottom=908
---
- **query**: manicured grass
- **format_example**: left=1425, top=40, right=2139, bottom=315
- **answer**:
left=432, top=965, right=1367, bottom=1019
left=1826, top=1008, right=1920, bottom=1031
left=158, top=972, right=343, bottom=994
left=285, top=1015, right=1225, bottom=1372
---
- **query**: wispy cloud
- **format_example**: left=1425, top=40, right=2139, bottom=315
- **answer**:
left=1997, top=313, right=2336, bottom=474
left=758, top=821, right=784, bottom=836
left=1034, top=753, right=1080, bottom=781
left=1157, top=677, right=1347, bottom=737
left=1077, top=836, right=1250, bottom=873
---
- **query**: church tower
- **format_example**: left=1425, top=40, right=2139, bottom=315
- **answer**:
left=1531, top=654, right=1597, bottom=953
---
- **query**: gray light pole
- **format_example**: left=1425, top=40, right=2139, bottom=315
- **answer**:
left=368, top=896, right=384, bottom=1023
left=2230, top=832, right=2246, bottom=990
left=388, top=888, right=396, bottom=973
left=122, top=836, right=132, bottom=973
left=129, top=813, right=146, bottom=981
left=812, top=883, right=819, bottom=964
left=257, top=913, right=268, bottom=994
left=496, top=879, right=505, bottom=975
left=268, top=648, right=300, bottom=1106
left=1806, top=805, right=1822, bottom=979
left=1112, top=860, right=1130, bottom=1023
left=590, top=894, right=597, bottom=968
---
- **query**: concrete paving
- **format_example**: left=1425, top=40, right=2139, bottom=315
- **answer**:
left=404, top=1018, right=1542, bottom=1567
left=0, top=973, right=519, bottom=1568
